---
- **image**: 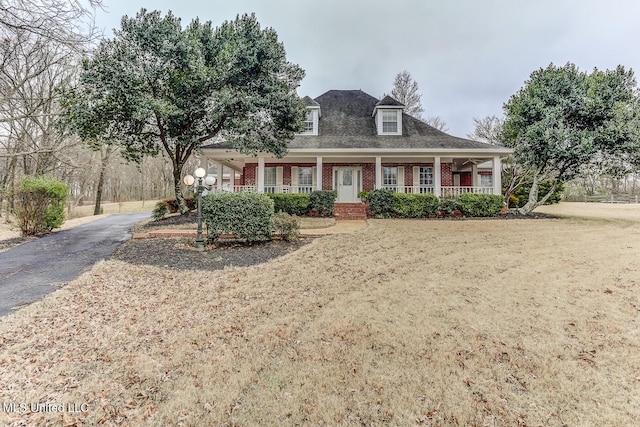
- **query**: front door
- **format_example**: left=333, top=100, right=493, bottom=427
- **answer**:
left=336, top=168, right=360, bottom=202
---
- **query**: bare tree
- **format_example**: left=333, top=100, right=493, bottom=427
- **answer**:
left=467, top=115, right=504, bottom=145
left=388, top=70, right=424, bottom=118
left=0, top=0, right=102, bottom=52
left=423, top=116, right=449, bottom=132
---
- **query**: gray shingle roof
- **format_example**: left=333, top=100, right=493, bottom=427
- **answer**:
left=376, top=95, right=404, bottom=107
left=301, top=95, right=320, bottom=107
left=205, top=89, right=505, bottom=151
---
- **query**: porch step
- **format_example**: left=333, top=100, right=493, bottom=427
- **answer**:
left=334, top=203, right=368, bottom=220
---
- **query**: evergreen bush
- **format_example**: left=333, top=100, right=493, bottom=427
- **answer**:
left=267, top=193, right=310, bottom=216
left=457, top=193, right=505, bottom=217
left=202, top=192, right=274, bottom=243
left=309, top=190, right=337, bottom=217
left=152, top=201, right=169, bottom=220
left=391, top=193, right=440, bottom=218
left=367, top=189, right=395, bottom=218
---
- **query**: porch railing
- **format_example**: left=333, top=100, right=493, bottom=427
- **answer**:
left=209, top=185, right=315, bottom=194
left=210, top=185, right=494, bottom=196
left=441, top=186, right=494, bottom=197
left=380, top=185, right=494, bottom=196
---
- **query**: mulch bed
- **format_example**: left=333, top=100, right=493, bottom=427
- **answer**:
left=124, top=212, right=310, bottom=271
left=111, top=238, right=310, bottom=271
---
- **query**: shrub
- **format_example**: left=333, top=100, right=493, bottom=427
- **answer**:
left=267, top=193, right=310, bottom=216
left=438, top=198, right=462, bottom=217
left=152, top=201, right=169, bottom=220
left=164, top=196, right=197, bottom=213
left=202, top=191, right=274, bottom=243
left=309, top=190, right=337, bottom=217
left=357, top=191, right=369, bottom=202
left=367, top=189, right=395, bottom=218
left=368, top=190, right=439, bottom=218
left=13, top=176, right=68, bottom=236
left=392, top=193, right=440, bottom=218
left=457, top=193, right=505, bottom=217
left=272, top=211, right=300, bottom=242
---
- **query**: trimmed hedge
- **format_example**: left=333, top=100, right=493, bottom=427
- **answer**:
left=368, top=189, right=505, bottom=218
left=267, top=193, right=310, bottom=216
left=309, top=190, right=337, bottom=217
left=202, top=192, right=274, bottom=243
left=456, top=193, right=505, bottom=217
left=367, top=189, right=395, bottom=218
left=392, top=193, right=439, bottom=218
left=437, top=198, right=462, bottom=216
left=14, top=176, right=68, bottom=236
left=368, top=189, right=439, bottom=218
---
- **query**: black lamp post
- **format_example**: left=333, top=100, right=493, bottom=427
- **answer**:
left=183, top=167, right=215, bottom=251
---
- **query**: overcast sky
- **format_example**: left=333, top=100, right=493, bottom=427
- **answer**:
left=93, top=0, right=640, bottom=138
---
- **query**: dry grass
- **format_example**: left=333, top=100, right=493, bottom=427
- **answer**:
left=68, top=200, right=158, bottom=218
left=1, top=205, right=640, bottom=426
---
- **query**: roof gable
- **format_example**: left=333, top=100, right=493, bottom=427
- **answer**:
left=376, top=95, right=404, bottom=107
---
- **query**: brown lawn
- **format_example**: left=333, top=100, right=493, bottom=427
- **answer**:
left=1, top=203, right=640, bottom=426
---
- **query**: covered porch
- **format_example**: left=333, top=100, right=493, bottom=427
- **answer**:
left=201, top=149, right=508, bottom=201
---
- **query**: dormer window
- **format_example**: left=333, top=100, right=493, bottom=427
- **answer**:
left=299, top=95, right=321, bottom=136
left=304, top=111, right=314, bottom=133
left=373, top=95, right=404, bottom=136
left=382, top=111, right=398, bottom=133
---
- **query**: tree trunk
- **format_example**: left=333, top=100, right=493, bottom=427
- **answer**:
left=93, top=147, right=112, bottom=215
left=93, top=158, right=107, bottom=215
left=518, top=171, right=558, bottom=215
left=172, top=161, right=189, bottom=215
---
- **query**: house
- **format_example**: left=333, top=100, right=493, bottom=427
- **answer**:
left=200, top=89, right=511, bottom=217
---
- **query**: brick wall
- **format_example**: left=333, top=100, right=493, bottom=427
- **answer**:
left=441, top=163, right=453, bottom=186
left=242, top=162, right=454, bottom=189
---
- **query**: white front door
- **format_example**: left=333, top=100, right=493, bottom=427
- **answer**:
left=336, top=168, right=360, bottom=202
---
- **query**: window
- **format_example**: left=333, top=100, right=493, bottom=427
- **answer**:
left=419, top=167, right=434, bottom=186
left=298, top=167, right=313, bottom=186
left=264, top=167, right=276, bottom=186
left=382, top=111, right=398, bottom=133
left=304, top=111, right=314, bottom=133
left=383, top=166, right=397, bottom=187
left=480, top=173, right=493, bottom=187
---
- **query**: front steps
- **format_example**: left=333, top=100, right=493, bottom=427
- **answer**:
left=333, top=203, right=368, bottom=220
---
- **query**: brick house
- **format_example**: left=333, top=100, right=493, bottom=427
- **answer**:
left=200, top=89, right=511, bottom=217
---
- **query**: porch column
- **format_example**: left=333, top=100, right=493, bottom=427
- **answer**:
left=257, top=157, right=265, bottom=193
left=471, top=163, right=478, bottom=188
left=316, top=156, right=323, bottom=190
left=434, top=156, right=441, bottom=197
left=375, top=156, right=382, bottom=189
left=493, top=156, right=502, bottom=196
left=216, top=162, right=223, bottom=191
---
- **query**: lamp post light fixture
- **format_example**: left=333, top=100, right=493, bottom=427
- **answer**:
left=183, top=167, right=215, bottom=251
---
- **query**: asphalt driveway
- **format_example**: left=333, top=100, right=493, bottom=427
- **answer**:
left=0, top=212, right=149, bottom=317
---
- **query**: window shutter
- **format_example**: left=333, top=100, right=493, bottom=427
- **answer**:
left=276, top=166, right=283, bottom=187
left=312, top=166, right=317, bottom=187
left=413, top=166, right=420, bottom=188
left=291, top=166, right=298, bottom=186
left=254, top=166, right=258, bottom=188
left=397, top=166, right=404, bottom=191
